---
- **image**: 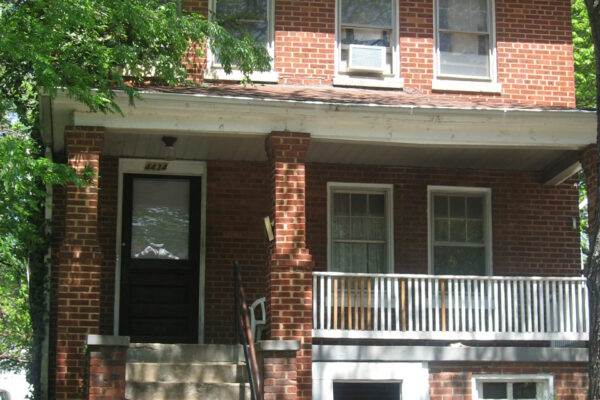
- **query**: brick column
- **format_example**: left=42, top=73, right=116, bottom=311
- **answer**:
left=87, top=335, right=129, bottom=400
left=581, top=145, right=597, bottom=240
left=56, top=127, right=104, bottom=399
left=265, top=132, right=314, bottom=400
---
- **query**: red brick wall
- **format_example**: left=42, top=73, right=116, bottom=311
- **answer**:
left=182, top=0, right=575, bottom=107
left=306, top=164, right=581, bottom=276
left=429, top=362, right=587, bottom=400
left=262, top=350, right=298, bottom=400
left=204, top=160, right=271, bottom=343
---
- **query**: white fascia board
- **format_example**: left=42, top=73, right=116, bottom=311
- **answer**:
left=59, top=90, right=596, bottom=150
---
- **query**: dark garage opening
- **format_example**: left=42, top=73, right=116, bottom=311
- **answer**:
left=333, top=382, right=401, bottom=400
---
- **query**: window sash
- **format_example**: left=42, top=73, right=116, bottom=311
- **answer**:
left=435, top=0, right=494, bottom=80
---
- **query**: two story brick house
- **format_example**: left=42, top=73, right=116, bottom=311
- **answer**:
left=40, top=0, right=596, bottom=399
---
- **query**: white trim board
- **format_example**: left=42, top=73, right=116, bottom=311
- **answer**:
left=313, top=361, right=429, bottom=400
left=113, top=159, right=208, bottom=343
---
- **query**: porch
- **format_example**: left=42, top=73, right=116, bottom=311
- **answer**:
left=312, top=272, right=589, bottom=341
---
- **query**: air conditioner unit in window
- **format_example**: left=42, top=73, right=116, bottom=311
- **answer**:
left=348, top=44, right=386, bottom=73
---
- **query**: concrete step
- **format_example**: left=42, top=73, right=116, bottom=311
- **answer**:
left=127, top=344, right=244, bottom=364
left=126, top=362, right=247, bottom=383
left=125, top=382, right=251, bottom=400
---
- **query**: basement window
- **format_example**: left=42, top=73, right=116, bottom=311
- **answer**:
left=473, top=375, right=553, bottom=400
left=333, top=382, right=402, bottom=400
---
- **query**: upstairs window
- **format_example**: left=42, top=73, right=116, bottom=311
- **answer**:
left=328, top=183, right=394, bottom=274
left=433, top=0, right=501, bottom=92
left=206, top=0, right=276, bottom=82
left=428, top=187, right=492, bottom=276
left=335, top=0, right=401, bottom=88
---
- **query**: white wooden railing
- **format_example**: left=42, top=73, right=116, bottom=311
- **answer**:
left=312, top=272, right=589, bottom=341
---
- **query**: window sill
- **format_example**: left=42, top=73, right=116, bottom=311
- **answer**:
left=432, top=79, right=502, bottom=94
left=333, top=75, right=404, bottom=90
left=203, top=68, right=279, bottom=84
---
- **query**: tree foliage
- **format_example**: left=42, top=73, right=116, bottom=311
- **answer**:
left=573, top=0, right=596, bottom=109
left=0, top=1, right=270, bottom=398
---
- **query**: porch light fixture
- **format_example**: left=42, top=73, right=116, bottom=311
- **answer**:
left=162, top=136, right=177, bottom=161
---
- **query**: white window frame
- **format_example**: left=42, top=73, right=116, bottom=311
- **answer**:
left=427, top=186, right=492, bottom=276
left=204, top=0, right=278, bottom=83
left=333, top=0, right=404, bottom=89
left=327, top=182, right=394, bottom=274
left=432, top=0, right=502, bottom=93
left=472, top=374, right=554, bottom=400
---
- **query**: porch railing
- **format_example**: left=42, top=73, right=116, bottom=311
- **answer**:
left=312, top=272, right=589, bottom=341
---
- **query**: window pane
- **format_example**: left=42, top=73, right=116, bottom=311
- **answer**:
left=351, top=243, right=368, bottom=272
left=216, top=0, right=268, bottom=44
left=481, top=382, right=507, bottom=399
left=131, top=179, right=189, bottom=260
left=369, top=194, right=385, bottom=217
left=467, top=220, right=484, bottom=243
left=333, top=216, right=350, bottom=240
left=439, top=0, right=488, bottom=32
left=351, top=216, right=367, bottom=239
left=467, top=196, right=483, bottom=218
left=368, top=243, right=385, bottom=273
left=333, top=243, right=353, bottom=271
left=439, top=32, right=490, bottom=77
left=449, top=219, right=466, bottom=242
left=334, top=193, right=350, bottom=216
left=351, top=194, right=367, bottom=216
left=342, top=28, right=390, bottom=47
left=368, top=217, right=385, bottom=240
left=341, top=0, right=393, bottom=27
left=435, top=219, right=449, bottom=241
left=434, top=246, right=485, bottom=275
left=449, top=196, right=465, bottom=218
left=434, top=195, right=448, bottom=218
left=513, top=382, right=537, bottom=399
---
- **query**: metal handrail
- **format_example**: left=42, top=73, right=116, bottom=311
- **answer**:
left=234, top=261, right=262, bottom=400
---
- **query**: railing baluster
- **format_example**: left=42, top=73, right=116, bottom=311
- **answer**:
left=348, top=277, right=353, bottom=330
left=394, top=277, right=400, bottom=331
left=380, top=278, right=385, bottom=331
left=538, top=280, right=544, bottom=333
left=493, top=280, right=499, bottom=332
left=558, top=281, right=564, bottom=333
left=313, top=275, right=317, bottom=330
left=526, top=280, right=532, bottom=333
left=428, top=278, right=433, bottom=331
left=367, top=278, right=372, bottom=330
left=544, top=280, right=550, bottom=333
left=373, top=278, right=379, bottom=331
left=584, top=282, right=590, bottom=333
left=487, top=279, right=493, bottom=333
left=340, top=277, right=345, bottom=330
left=360, top=277, right=365, bottom=330
left=434, top=279, right=440, bottom=331
left=474, top=279, right=480, bottom=332
left=401, top=279, right=406, bottom=331
left=441, top=279, right=446, bottom=331
left=513, top=280, right=519, bottom=333
left=421, top=279, right=426, bottom=331
left=415, top=278, right=420, bottom=331
left=481, top=280, right=486, bottom=332
left=408, top=278, right=413, bottom=331
left=533, top=281, right=538, bottom=333
left=355, top=277, right=360, bottom=330
left=455, top=279, right=460, bottom=332
left=467, top=279, right=473, bottom=332
left=460, top=279, right=466, bottom=332
left=448, top=279, right=454, bottom=332
left=519, top=280, right=525, bottom=333
left=500, top=280, right=505, bottom=332
left=320, top=275, right=325, bottom=330
left=564, top=281, right=571, bottom=332
left=387, top=277, right=392, bottom=331
left=506, top=279, right=512, bottom=332
left=326, top=276, right=332, bottom=330
left=571, top=281, right=577, bottom=333
left=577, top=281, right=583, bottom=333
left=333, top=278, right=338, bottom=330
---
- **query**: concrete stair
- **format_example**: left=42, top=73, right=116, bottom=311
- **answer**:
left=125, top=344, right=251, bottom=400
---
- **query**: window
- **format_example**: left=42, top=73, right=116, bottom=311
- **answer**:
left=205, top=0, right=277, bottom=82
left=433, top=0, right=501, bottom=93
left=334, top=0, right=402, bottom=88
left=428, top=186, right=491, bottom=275
left=328, top=183, right=394, bottom=274
left=473, top=375, right=553, bottom=400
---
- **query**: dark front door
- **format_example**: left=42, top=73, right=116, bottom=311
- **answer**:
left=119, top=174, right=201, bottom=343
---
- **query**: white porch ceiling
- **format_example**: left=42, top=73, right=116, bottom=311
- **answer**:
left=102, top=131, right=574, bottom=171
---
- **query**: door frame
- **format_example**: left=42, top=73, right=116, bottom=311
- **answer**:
left=114, top=158, right=207, bottom=343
